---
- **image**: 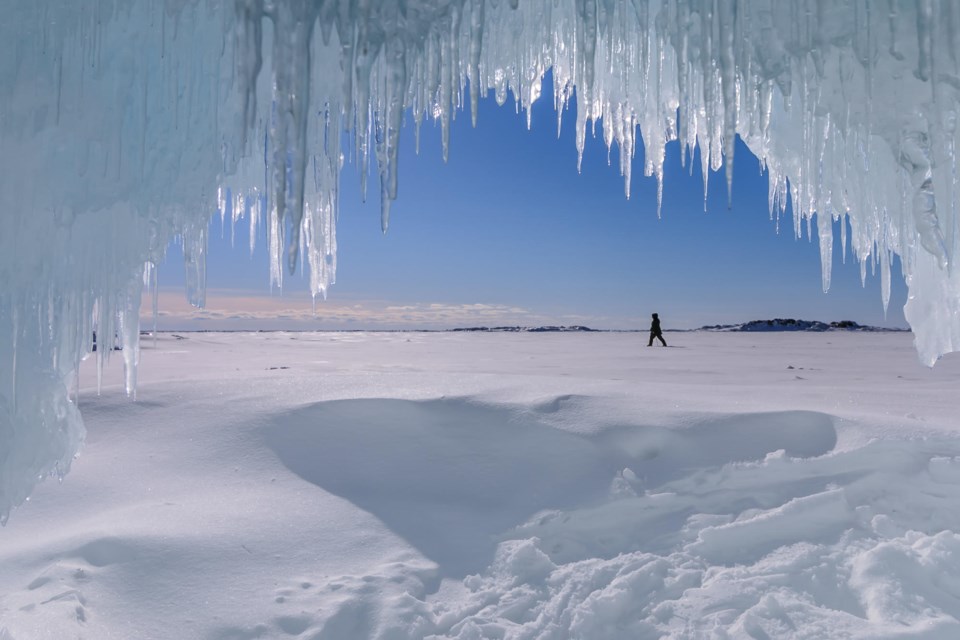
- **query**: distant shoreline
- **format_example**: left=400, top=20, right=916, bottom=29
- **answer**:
left=140, top=319, right=910, bottom=335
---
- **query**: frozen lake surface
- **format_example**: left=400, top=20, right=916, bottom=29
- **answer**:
left=3, top=331, right=960, bottom=639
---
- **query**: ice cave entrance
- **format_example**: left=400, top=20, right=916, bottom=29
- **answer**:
left=3, top=0, right=960, bottom=520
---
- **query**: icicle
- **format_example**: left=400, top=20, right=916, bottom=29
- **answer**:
left=656, top=171, right=663, bottom=219
left=841, top=212, right=848, bottom=264
left=269, top=0, right=316, bottom=275
left=441, top=3, right=463, bottom=163
left=143, top=261, right=159, bottom=348
left=120, top=279, right=142, bottom=399
left=469, top=0, right=486, bottom=127
left=250, top=190, right=261, bottom=257
left=818, top=211, right=833, bottom=292
left=378, top=16, right=408, bottom=233
left=717, top=0, right=737, bottom=207
left=94, top=299, right=108, bottom=396
left=11, top=306, right=18, bottom=412
left=881, top=247, right=892, bottom=313
left=702, top=141, right=710, bottom=212
left=183, top=225, right=208, bottom=308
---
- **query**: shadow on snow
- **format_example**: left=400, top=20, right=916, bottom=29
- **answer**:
left=261, top=398, right=838, bottom=579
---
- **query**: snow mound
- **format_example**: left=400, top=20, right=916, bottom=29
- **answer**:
left=258, top=398, right=960, bottom=639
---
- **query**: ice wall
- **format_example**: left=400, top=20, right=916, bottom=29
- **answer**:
left=2, top=0, right=960, bottom=519
left=0, top=0, right=237, bottom=521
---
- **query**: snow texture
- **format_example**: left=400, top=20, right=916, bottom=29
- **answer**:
left=3, top=1, right=960, bottom=517
left=2, top=331, right=960, bottom=638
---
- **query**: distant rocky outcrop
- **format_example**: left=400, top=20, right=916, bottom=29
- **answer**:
left=699, top=318, right=904, bottom=332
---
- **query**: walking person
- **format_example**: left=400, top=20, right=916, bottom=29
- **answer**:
left=648, top=312, right=667, bottom=347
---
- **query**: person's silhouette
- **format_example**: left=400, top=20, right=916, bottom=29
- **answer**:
left=648, top=312, right=667, bottom=346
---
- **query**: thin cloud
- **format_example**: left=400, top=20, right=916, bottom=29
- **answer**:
left=141, top=289, right=592, bottom=330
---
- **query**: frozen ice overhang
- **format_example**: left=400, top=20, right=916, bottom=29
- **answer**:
left=2, top=0, right=960, bottom=519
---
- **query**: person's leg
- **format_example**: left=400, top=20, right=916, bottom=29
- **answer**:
left=648, top=332, right=654, bottom=346
left=659, top=333, right=667, bottom=346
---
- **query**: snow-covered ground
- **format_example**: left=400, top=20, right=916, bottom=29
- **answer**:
left=3, top=331, right=960, bottom=639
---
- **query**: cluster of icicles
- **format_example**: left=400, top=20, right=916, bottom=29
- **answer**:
left=2, top=0, right=960, bottom=520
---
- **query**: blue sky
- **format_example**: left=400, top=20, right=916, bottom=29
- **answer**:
left=156, top=78, right=908, bottom=331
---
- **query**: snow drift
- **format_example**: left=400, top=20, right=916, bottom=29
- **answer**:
left=4, top=331, right=960, bottom=638
left=3, top=0, right=960, bottom=516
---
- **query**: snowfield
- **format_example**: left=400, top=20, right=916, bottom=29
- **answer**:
left=3, top=331, right=960, bottom=639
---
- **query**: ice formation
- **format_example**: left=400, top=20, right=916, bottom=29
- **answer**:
left=2, top=0, right=960, bottom=518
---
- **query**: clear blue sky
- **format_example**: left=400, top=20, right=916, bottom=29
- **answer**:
left=158, top=76, right=908, bottom=331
